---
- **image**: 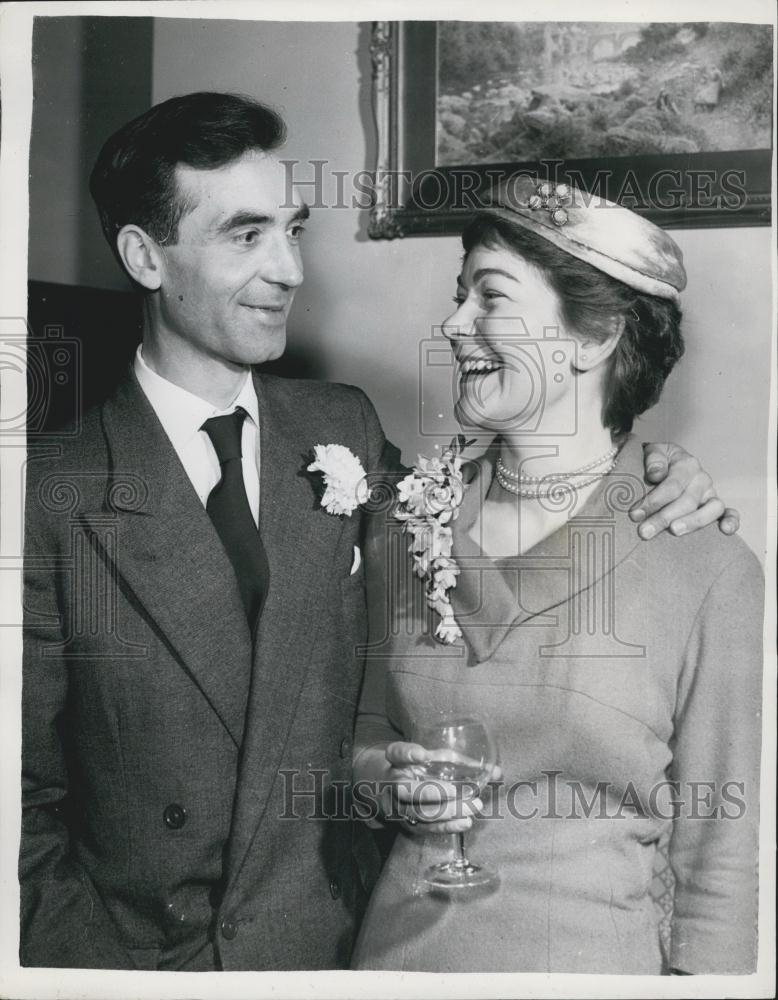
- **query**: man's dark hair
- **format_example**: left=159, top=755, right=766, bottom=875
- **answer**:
left=89, top=91, right=286, bottom=253
left=462, top=214, right=685, bottom=436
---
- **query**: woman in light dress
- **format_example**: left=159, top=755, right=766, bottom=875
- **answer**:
left=351, top=178, right=762, bottom=975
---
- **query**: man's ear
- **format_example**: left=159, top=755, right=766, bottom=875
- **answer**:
left=574, top=317, right=625, bottom=372
left=115, top=225, right=164, bottom=291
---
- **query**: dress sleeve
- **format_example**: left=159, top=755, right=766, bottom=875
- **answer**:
left=669, top=544, right=764, bottom=974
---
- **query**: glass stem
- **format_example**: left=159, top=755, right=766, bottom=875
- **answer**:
left=453, top=831, right=468, bottom=868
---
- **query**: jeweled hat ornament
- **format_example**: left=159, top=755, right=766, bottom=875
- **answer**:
left=481, top=176, right=687, bottom=304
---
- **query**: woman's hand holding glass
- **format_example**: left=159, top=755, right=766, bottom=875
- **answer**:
left=384, top=740, right=502, bottom=835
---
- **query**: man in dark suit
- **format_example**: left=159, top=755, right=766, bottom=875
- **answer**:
left=20, top=91, right=737, bottom=971
left=21, top=91, right=390, bottom=971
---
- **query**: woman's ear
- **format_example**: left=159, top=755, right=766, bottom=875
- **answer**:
left=115, top=225, right=163, bottom=291
left=574, top=317, right=625, bottom=372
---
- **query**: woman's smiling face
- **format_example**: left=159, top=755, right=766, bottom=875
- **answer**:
left=442, top=241, right=581, bottom=434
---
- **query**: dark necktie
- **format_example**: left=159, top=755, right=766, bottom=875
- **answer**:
left=201, top=408, right=269, bottom=629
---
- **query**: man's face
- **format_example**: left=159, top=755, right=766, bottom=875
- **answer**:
left=153, top=150, right=305, bottom=370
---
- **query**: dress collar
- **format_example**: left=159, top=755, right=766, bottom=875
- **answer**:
left=449, top=436, right=645, bottom=663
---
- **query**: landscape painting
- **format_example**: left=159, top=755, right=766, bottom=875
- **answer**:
left=436, top=21, right=773, bottom=166
left=369, top=20, right=773, bottom=237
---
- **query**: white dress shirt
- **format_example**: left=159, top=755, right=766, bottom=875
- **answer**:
left=133, top=346, right=260, bottom=525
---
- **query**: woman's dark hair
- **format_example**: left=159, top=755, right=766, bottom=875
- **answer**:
left=89, top=92, right=286, bottom=254
left=462, top=213, right=685, bottom=435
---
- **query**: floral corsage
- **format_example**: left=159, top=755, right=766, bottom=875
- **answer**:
left=394, top=436, right=472, bottom=644
left=308, top=444, right=368, bottom=516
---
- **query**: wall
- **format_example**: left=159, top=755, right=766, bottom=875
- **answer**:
left=27, top=17, right=773, bottom=559
left=29, top=16, right=153, bottom=290
left=28, top=18, right=83, bottom=287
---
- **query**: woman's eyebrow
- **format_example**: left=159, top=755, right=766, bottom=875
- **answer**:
left=470, top=267, right=519, bottom=283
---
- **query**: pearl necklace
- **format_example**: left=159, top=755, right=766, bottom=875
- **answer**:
left=495, top=446, right=620, bottom=499
left=497, top=445, right=619, bottom=484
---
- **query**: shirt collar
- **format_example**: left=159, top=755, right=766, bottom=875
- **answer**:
left=134, top=345, right=258, bottom=453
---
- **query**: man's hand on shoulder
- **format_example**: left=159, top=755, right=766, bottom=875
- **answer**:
left=630, top=442, right=740, bottom=540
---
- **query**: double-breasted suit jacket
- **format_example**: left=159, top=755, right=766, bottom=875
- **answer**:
left=21, top=369, right=391, bottom=970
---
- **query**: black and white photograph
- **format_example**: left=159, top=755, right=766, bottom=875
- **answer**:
left=0, top=1, right=774, bottom=998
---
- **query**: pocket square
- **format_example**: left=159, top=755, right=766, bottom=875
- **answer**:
left=350, top=545, right=362, bottom=575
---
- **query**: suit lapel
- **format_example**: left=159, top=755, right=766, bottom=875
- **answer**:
left=84, top=371, right=253, bottom=747
left=225, top=373, right=348, bottom=883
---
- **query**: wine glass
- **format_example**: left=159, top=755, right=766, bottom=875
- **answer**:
left=412, top=714, right=498, bottom=889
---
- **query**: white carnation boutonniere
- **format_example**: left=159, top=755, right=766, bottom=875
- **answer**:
left=308, top=443, right=369, bottom=517
left=395, top=435, right=473, bottom=644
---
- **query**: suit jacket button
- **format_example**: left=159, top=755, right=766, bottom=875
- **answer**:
left=163, top=804, right=187, bottom=830
left=221, top=918, right=238, bottom=940
left=329, top=878, right=341, bottom=900
left=339, top=738, right=351, bottom=759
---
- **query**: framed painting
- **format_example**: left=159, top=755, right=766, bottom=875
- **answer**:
left=368, top=20, right=773, bottom=237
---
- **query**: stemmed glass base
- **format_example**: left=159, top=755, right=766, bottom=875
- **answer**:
left=422, top=831, right=497, bottom=889
left=423, top=857, right=497, bottom=889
